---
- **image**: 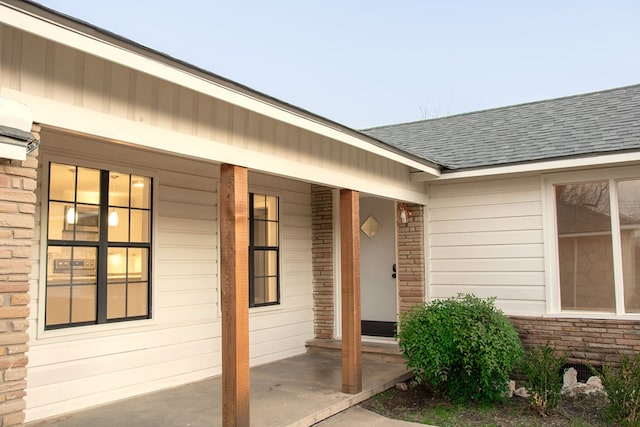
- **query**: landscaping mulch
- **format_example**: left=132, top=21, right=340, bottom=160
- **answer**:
left=360, top=384, right=612, bottom=426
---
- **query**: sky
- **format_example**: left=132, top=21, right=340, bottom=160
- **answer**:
left=33, top=1, right=640, bottom=130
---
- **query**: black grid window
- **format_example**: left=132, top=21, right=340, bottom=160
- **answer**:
left=45, top=162, right=152, bottom=329
left=249, top=193, right=279, bottom=307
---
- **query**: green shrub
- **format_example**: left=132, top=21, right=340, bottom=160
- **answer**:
left=397, top=294, right=524, bottom=403
left=600, top=353, right=640, bottom=426
left=520, top=342, right=567, bottom=415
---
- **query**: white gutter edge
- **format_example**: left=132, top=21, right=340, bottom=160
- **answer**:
left=411, top=151, right=640, bottom=181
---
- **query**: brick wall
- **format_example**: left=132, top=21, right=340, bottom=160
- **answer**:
left=0, top=125, right=39, bottom=427
left=396, top=204, right=425, bottom=315
left=511, top=316, right=640, bottom=366
left=311, top=185, right=334, bottom=339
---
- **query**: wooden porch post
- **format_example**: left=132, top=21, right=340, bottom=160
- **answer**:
left=340, top=189, right=362, bottom=394
left=220, top=164, right=250, bottom=427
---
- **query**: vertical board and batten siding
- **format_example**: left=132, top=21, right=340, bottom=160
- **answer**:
left=25, top=131, right=314, bottom=421
left=427, top=176, right=546, bottom=314
left=0, top=24, right=423, bottom=200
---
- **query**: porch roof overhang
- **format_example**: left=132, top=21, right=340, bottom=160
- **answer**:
left=0, top=1, right=441, bottom=180
left=4, top=87, right=430, bottom=205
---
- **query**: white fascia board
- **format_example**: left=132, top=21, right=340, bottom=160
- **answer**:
left=4, top=88, right=429, bottom=204
left=411, top=152, right=640, bottom=182
left=0, top=4, right=440, bottom=178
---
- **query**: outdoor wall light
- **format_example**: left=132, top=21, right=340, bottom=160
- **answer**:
left=398, top=204, right=411, bottom=224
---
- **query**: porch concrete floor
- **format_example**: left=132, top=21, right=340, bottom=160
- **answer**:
left=25, top=351, right=413, bottom=427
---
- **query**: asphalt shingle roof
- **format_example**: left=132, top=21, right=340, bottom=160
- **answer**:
left=361, top=85, right=640, bottom=171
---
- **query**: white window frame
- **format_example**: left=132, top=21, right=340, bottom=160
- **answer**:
left=544, top=166, right=640, bottom=318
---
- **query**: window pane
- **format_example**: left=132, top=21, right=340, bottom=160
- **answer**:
left=253, top=278, right=265, bottom=305
left=267, top=250, right=277, bottom=276
left=48, top=202, right=68, bottom=240
left=109, top=172, right=130, bottom=207
left=107, top=284, right=127, bottom=319
left=71, top=285, right=97, bottom=323
left=618, top=180, right=640, bottom=313
left=49, top=163, right=75, bottom=202
left=108, top=248, right=127, bottom=282
left=556, top=182, right=615, bottom=311
left=73, top=204, right=100, bottom=241
left=266, top=195, right=278, bottom=221
left=46, top=286, right=70, bottom=326
left=253, top=221, right=278, bottom=246
left=127, top=283, right=148, bottom=316
left=267, top=222, right=278, bottom=246
left=254, top=250, right=277, bottom=277
left=72, top=247, right=98, bottom=285
left=131, top=176, right=151, bottom=209
left=254, top=250, right=266, bottom=276
left=47, top=246, right=72, bottom=285
left=130, top=210, right=150, bottom=243
left=108, top=208, right=129, bottom=242
left=252, top=250, right=277, bottom=306
left=266, top=277, right=278, bottom=303
left=107, top=284, right=126, bottom=319
left=50, top=204, right=100, bottom=242
left=45, top=244, right=98, bottom=325
left=128, top=248, right=148, bottom=282
left=76, top=167, right=100, bottom=204
left=253, top=194, right=267, bottom=219
left=253, top=220, right=266, bottom=246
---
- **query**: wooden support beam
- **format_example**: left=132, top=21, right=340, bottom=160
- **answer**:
left=220, top=164, right=250, bottom=427
left=340, top=189, right=362, bottom=394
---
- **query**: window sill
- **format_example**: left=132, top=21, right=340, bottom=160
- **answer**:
left=544, top=312, right=640, bottom=321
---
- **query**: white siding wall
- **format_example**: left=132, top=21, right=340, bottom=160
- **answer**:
left=26, top=131, right=313, bottom=421
left=248, top=174, right=314, bottom=365
left=427, top=176, right=546, bottom=314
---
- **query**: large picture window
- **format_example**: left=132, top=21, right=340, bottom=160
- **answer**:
left=249, top=193, right=279, bottom=307
left=45, top=162, right=152, bottom=329
left=554, top=178, right=640, bottom=313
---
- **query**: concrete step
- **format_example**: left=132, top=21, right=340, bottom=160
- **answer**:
left=306, top=338, right=406, bottom=364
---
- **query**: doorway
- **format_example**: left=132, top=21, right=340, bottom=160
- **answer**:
left=359, top=197, right=398, bottom=337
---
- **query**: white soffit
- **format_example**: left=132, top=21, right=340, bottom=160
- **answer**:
left=0, top=3, right=440, bottom=178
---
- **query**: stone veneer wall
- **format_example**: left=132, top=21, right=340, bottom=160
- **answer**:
left=0, top=125, right=39, bottom=427
left=511, top=316, right=640, bottom=366
left=311, top=185, right=334, bottom=339
left=396, top=204, right=425, bottom=315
